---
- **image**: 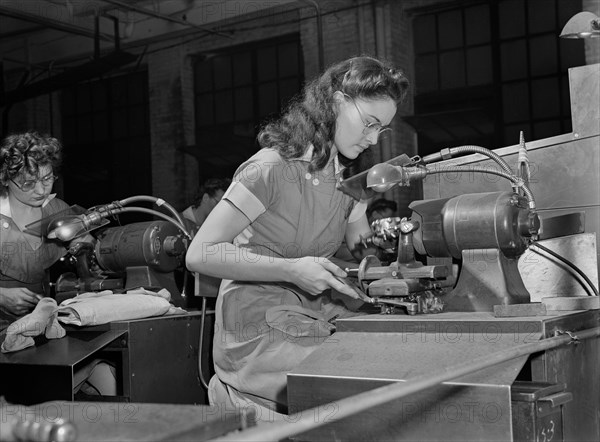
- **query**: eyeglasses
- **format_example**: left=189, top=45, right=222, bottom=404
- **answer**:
left=11, top=173, right=57, bottom=192
left=344, top=94, right=392, bottom=136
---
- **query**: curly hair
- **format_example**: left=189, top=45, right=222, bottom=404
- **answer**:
left=257, top=56, right=410, bottom=172
left=0, top=132, right=63, bottom=194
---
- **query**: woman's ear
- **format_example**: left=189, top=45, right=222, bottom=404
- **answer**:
left=332, top=90, right=345, bottom=104
left=332, top=90, right=346, bottom=114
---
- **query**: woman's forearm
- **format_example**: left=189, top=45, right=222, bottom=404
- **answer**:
left=186, top=241, right=293, bottom=283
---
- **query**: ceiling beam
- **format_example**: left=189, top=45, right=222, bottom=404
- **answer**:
left=0, top=5, right=113, bottom=41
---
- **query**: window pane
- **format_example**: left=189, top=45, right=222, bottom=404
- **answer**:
left=415, top=54, right=438, bottom=93
left=110, top=77, right=128, bottom=108
left=439, top=50, right=465, bottom=89
left=503, top=82, right=530, bottom=122
left=280, top=77, right=300, bottom=107
left=467, top=46, right=493, bottom=85
left=501, top=40, right=527, bottom=80
left=128, top=72, right=146, bottom=105
left=414, top=15, right=437, bottom=53
left=558, top=0, right=583, bottom=29
left=528, top=0, right=556, bottom=34
left=215, top=90, right=233, bottom=123
left=111, top=108, right=128, bottom=138
left=257, top=46, right=277, bottom=81
left=213, top=56, right=232, bottom=89
left=532, top=77, right=560, bottom=119
left=129, top=105, right=147, bottom=136
left=196, top=62, right=213, bottom=92
left=561, top=74, right=571, bottom=115
left=465, top=5, right=490, bottom=45
left=258, top=82, right=278, bottom=117
left=196, top=94, right=214, bottom=126
left=233, top=52, right=252, bottom=86
left=92, top=82, right=107, bottom=111
left=234, top=87, right=253, bottom=120
left=93, top=114, right=109, bottom=142
left=279, top=42, right=299, bottom=77
left=76, top=84, right=92, bottom=113
left=530, top=35, right=557, bottom=76
left=499, top=0, right=526, bottom=39
left=534, top=119, right=561, bottom=140
left=438, top=10, right=463, bottom=50
left=559, top=39, right=585, bottom=71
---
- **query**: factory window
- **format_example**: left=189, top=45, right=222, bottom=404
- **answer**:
left=409, top=0, right=585, bottom=155
left=61, top=70, right=151, bottom=211
left=190, top=35, right=303, bottom=179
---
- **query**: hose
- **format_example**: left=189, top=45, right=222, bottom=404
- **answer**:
left=425, top=166, right=537, bottom=211
left=529, top=241, right=599, bottom=296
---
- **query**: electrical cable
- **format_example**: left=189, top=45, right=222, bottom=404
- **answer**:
left=197, top=296, right=210, bottom=390
left=529, top=241, right=599, bottom=296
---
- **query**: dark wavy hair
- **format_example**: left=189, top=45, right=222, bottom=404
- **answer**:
left=0, top=131, right=63, bottom=195
left=192, top=177, right=232, bottom=207
left=257, top=56, right=410, bottom=172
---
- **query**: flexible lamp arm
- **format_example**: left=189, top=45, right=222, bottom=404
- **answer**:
left=366, top=163, right=537, bottom=211
left=106, top=206, right=192, bottom=240
left=47, top=195, right=193, bottom=242
left=89, top=195, right=191, bottom=239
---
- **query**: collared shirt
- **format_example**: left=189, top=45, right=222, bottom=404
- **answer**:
left=0, top=194, right=68, bottom=289
left=223, top=146, right=366, bottom=259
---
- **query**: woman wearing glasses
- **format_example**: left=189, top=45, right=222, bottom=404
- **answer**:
left=0, top=131, right=68, bottom=331
left=186, top=56, right=409, bottom=420
left=0, top=131, right=117, bottom=396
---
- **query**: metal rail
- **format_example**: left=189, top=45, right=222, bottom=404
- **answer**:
left=211, top=325, right=600, bottom=442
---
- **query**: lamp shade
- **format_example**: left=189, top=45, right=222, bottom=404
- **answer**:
left=560, top=11, right=600, bottom=38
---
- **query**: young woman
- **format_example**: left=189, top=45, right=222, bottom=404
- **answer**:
left=186, top=56, right=410, bottom=420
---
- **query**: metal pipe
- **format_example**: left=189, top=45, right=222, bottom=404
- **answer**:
left=211, top=325, right=600, bottom=442
left=300, top=0, right=324, bottom=71
left=100, top=0, right=230, bottom=39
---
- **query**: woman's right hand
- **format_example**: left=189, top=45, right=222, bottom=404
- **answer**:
left=286, top=257, right=362, bottom=299
left=0, top=287, right=41, bottom=316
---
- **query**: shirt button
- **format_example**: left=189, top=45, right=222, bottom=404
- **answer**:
left=305, top=173, right=312, bottom=180
left=313, top=178, right=319, bottom=185
left=2, top=222, right=9, bottom=229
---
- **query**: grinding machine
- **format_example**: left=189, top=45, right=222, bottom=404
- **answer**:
left=286, top=64, right=600, bottom=442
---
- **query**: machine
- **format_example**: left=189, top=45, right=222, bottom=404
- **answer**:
left=339, top=145, right=545, bottom=314
left=26, top=195, right=192, bottom=305
left=286, top=63, right=599, bottom=442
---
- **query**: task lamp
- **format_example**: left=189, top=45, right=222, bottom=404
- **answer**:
left=560, top=11, right=600, bottom=39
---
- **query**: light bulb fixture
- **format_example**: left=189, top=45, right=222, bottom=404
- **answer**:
left=28, top=195, right=193, bottom=242
left=47, top=214, right=108, bottom=241
left=366, top=163, right=428, bottom=191
left=560, top=11, right=600, bottom=39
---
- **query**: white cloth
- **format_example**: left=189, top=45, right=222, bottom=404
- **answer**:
left=58, top=293, right=173, bottom=326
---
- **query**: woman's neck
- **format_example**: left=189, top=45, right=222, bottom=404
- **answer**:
left=8, top=193, right=41, bottom=222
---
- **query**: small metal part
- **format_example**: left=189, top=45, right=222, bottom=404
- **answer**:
left=371, top=297, right=419, bottom=315
left=554, top=330, right=580, bottom=345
